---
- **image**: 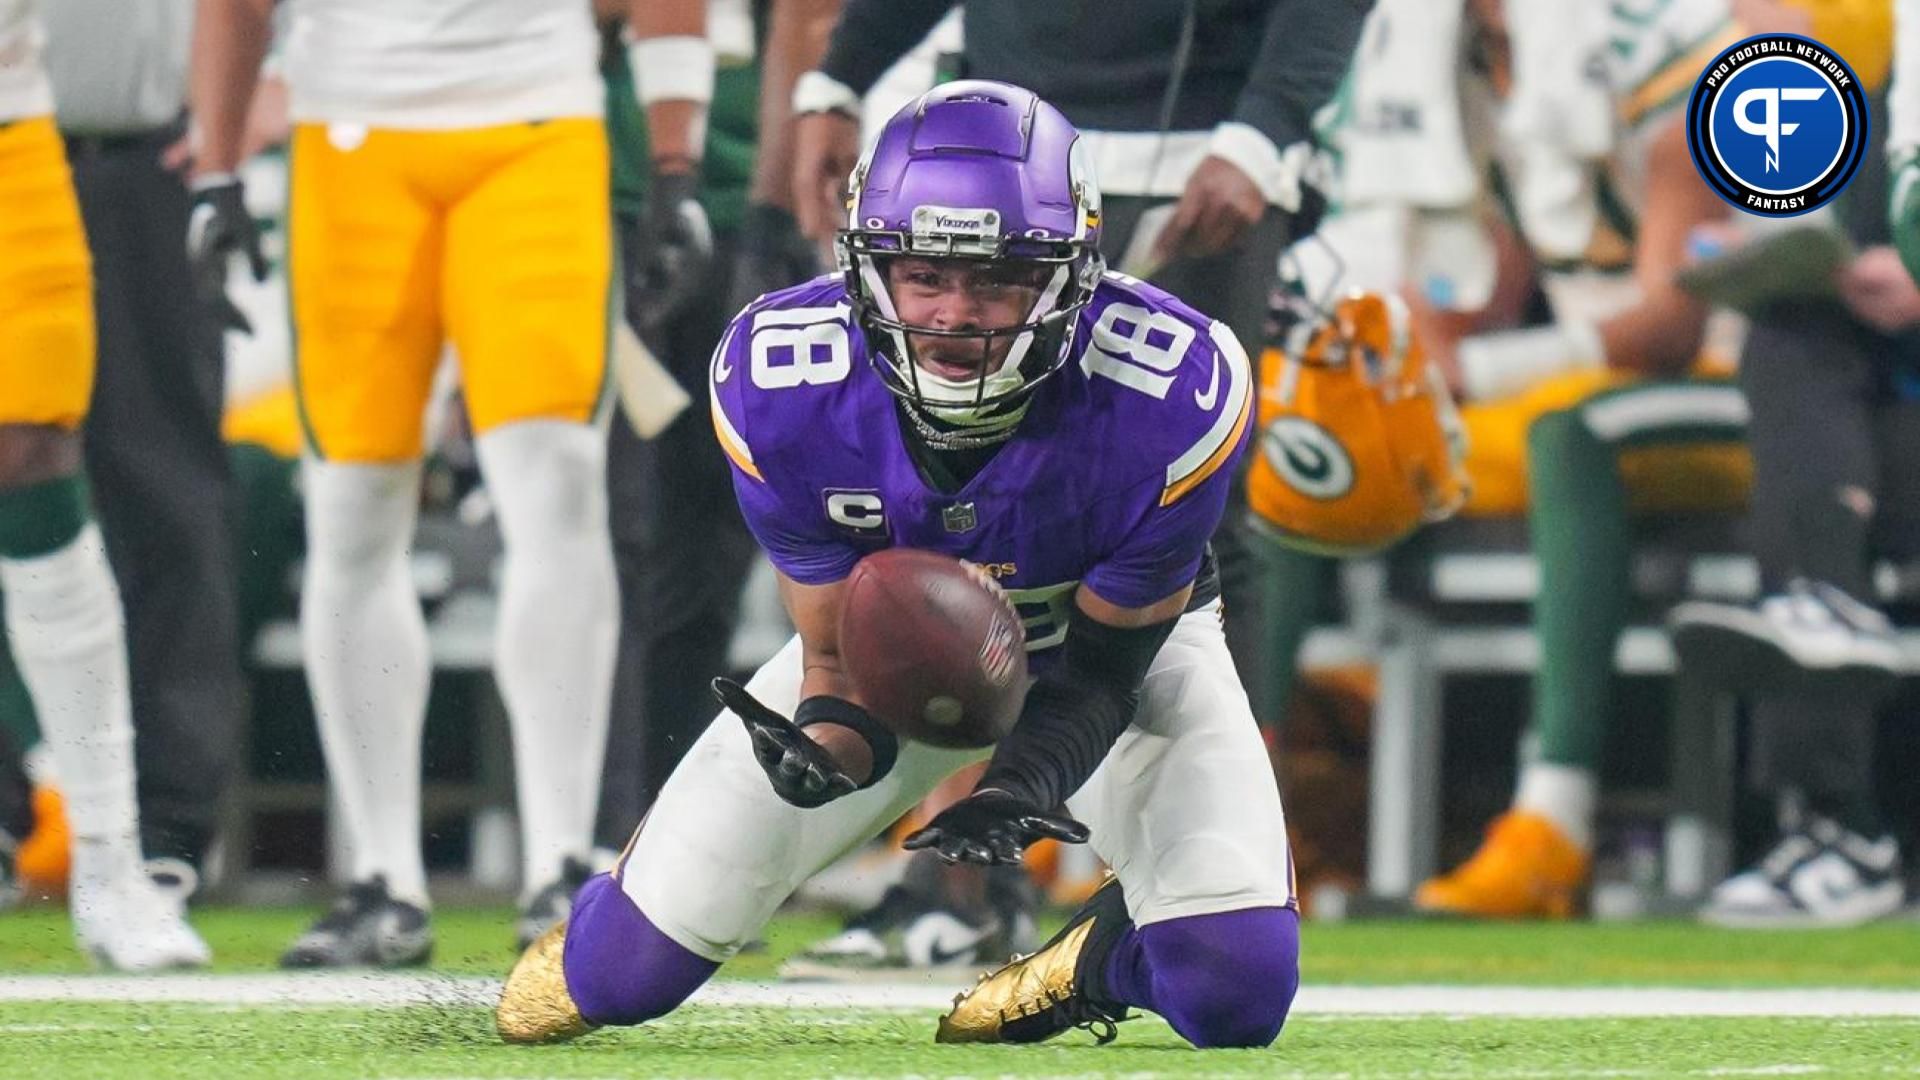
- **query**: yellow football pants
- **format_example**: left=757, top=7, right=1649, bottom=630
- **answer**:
left=1460, top=368, right=1751, bottom=516
left=288, top=119, right=611, bottom=461
left=0, top=116, right=95, bottom=430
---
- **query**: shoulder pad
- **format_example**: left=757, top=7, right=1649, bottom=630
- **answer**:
left=710, top=276, right=858, bottom=482
left=1077, top=273, right=1255, bottom=506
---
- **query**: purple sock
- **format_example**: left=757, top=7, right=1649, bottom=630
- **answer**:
left=562, top=872, right=720, bottom=1026
left=1102, top=906, right=1300, bottom=1048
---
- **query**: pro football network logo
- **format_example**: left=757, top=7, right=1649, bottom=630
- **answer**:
left=1685, top=33, right=1868, bottom=217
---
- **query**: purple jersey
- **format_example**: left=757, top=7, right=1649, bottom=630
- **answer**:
left=710, top=271, right=1253, bottom=654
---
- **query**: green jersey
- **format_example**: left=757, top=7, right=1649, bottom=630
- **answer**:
left=602, top=35, right=758, bottom=235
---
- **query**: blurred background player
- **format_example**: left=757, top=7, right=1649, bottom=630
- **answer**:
left=1385, top=0, right=1892, bottom=919
left=1318, top=0, right=1753, bottom=918
left=590, top=0, right=763, bottom=858
left=37, top=0, right=245, bottom=895
left=186, top=0, right=708, bottom=963
left=0, top=0, right=210, bottom=969
left=1664, top=0, right=1917, bottom=926
left=773, top=0, right=1370, bottom=972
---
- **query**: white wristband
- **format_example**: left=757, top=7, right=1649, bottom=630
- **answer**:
left=1206, top=122, right=1305, bottom=210
left=1457, top=321, right=1605, bottom=401
left=628, top=34, right=715, bottom=107
left=189, top=171, right=240, bottom=192
left=792, top=70, right=861, bottom=117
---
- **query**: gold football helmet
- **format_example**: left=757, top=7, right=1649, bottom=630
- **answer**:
left=1248, top=289, right=1469, bottom=556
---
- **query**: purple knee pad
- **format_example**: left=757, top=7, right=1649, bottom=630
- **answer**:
left=562, top=872, right=720, bottom=1026
left=1103, top=906, right=1300, bottom=1049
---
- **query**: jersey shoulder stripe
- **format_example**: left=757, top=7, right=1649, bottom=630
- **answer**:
left=1162, top=320, right=1253, bottom=506
left=707, top=319, right=760, bottom=480
left=1074, top=273, right=1254, bottom=505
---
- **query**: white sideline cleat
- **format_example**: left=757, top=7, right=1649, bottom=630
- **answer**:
left=71, top=866, right=213, bottom=972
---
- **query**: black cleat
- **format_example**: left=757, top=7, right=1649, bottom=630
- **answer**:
left=1702, top=810, right=1905, bottom=928
left=281, top=876, right=433, bottom=968
left=516, top=856, right=594, bottom=950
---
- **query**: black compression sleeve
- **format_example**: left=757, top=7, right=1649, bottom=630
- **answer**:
left=978, top=604, right=1179, bottom=811
left=817, top=0, right=959, bottom=96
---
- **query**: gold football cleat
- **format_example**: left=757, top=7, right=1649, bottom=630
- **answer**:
left=496, top=919, right=597, bottom=1044
left=936, top=877, right=1131, bottom=1045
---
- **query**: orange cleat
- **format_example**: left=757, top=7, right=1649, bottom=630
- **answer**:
left=1414, top=811, right=1589, bottom=919
left=16, top=785, right=71, bottom=897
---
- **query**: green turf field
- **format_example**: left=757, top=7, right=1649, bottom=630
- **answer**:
left=3, top=905, right=1918, bottom=985
left=0, top=906, right=1916, bottom=1078
left=1, top=1002, right=1916, bottom=1080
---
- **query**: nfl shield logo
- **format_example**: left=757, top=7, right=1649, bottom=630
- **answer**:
left=942, top=502, right=978, bottom=533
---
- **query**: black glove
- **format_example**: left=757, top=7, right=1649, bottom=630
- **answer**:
left=1285, top=178, right=1331, bottom=248
left=712, top=677, right=858, bottom=809
left=185, top=174, right=268, bottom=335
left=631, top=168, right=715, bottom=337
left=902, top=789, right=1090, bottom=866
left=728, top=202, right=823, bottom=316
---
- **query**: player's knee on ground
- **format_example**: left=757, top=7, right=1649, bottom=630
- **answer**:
left=562, top=873, right=718, bottom=1026
left=1143, top=907, right=1299, bottom=1049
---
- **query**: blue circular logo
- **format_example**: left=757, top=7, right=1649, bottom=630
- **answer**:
left=1687, top=34, right=1868, bottom=217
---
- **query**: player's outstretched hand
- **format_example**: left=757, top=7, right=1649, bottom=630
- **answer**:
left=712, top=677, right=858, bottom=809
left=902, top=789, right=1090, bottom=866
left=185, top=173, right=268, bottom=335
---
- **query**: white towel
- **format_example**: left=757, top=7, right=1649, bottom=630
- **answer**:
left=1339, top=0, right=1479, bottom=209
left=1500, top=0, right=1614, bottom=263
left=1502, top=0, right=1615, bottom=161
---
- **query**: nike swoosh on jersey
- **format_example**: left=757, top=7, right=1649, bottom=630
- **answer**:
left=1194, top=352, right=1221, bottom=410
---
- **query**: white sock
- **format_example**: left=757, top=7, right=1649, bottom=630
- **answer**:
left=300, top=459, right=431, bottom=907
left=0, top=525, right=143, bottom=876
left=475, top=420, right=617, bottom=899
left=1513, top=761, right=1597, bottom=850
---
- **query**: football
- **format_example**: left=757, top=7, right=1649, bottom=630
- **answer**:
left=837, top=548, right=1028, bottom=749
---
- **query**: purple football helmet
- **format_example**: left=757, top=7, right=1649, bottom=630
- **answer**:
left=840, top=80, right=1104, bottom=434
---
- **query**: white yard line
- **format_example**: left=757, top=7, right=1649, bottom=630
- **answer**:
left=0, top=975, right=1916, bottom=1018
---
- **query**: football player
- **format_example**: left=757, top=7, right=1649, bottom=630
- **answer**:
left=1395, top=0, right=1750, bottom=918
left=187, top=0, right=711, bottom=962
left=498, top=81, right=1299, bottom=1049
left=1405, top=0, right=1882, bottom=918
left=0, top=0, right=210, bottom=969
